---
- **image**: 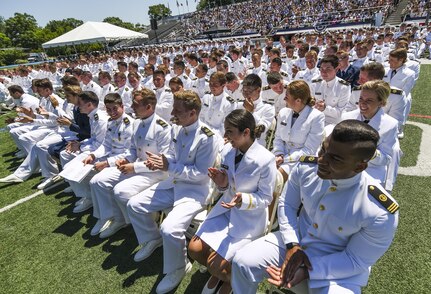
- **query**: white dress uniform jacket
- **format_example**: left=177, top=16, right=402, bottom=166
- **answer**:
left=92, top=113, right=134, bottom=165
left=82, top=81, right=102, bottom=100
left=237, top=96, right=275, bottom=146
left=342, top=108, right=399, bottom=185
left=276, top=162, right=399, bottom=289
left=294, top=67, right=320, bottom=88
left=273, top=106, right=325, bottom=174
left=190, top=77, right=210, bottom=99
left=79, top=109, right=109, bottom=153
left=154, top=86, right=174, bottom=123
left=124, top=114, right=171, bottom=174
left=310, top=77, right=350, bottom=125
left=155, top=120, right=221, bottom=206
left=261, top=86, right=286, bottom=116
left=200, top=91, right=237, bottom=139
left=116, top=84, right=133, bottom=115
left=206, top=141, right=277, bottom=239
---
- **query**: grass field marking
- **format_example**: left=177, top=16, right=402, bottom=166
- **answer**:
left=0, top=181, right=63, bottom=213
left=398, top=121, right=431, bottom=177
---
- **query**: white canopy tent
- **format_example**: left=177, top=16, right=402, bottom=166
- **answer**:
left=42, top=21, right=148, bottom=49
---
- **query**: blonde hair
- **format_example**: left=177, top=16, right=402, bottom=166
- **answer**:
left=286, top=80, right=316, bottom=107
left=361, top=80, right=390, bottom=106
left=63, top=85, right=82, bottom=96
left=174, top=90, right=202, bottom=112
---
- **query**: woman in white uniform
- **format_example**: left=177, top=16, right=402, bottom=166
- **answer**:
left=273, top=80, right=325, bottom=182
left=188, top=109, right=277, bottom=294
left=342, top=80, right=399, bottom=188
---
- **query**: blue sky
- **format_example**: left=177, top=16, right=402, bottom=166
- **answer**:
left=2, top=0, right=198, bottom=26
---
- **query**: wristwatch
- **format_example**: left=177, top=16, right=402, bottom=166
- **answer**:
left=286, top=242, right=300, bottom=250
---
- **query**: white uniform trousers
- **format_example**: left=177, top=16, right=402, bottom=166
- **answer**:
left=403, top=93, right=412, bottom=126
left=33, top=132, right=63, bottom=178
left=18, top=128, right=54, bottom=154
left=59, top=149, right=85, bottom=167
left=127, top=188, right=204, bottom=274
left=9, top=124, right=35, bottom=153
left=91, top=168, right=164, bottom=223
left=62, top=153, right=94, bottom=199
left=13, top=133, right=63, bottom=180
left=231, top=232, right=361, bottom=294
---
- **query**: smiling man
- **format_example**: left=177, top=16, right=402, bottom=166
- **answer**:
left=231, top=120, right=399, bottom=294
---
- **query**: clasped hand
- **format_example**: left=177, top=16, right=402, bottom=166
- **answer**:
left=266, top=246, right=312, bottom=289
left=145, top=151, right=168, bottom=171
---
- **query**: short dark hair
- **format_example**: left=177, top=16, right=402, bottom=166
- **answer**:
left=225, top=72, right=238, bottom=83
left=267, top=72, right=282, bottom=85
left=225, top=109, right=264, bottom=140
left=271, top=57, right=282, bottom=67
left=242, top=73, right=262, bottom=89
left=8, top=85, right=24, bottom=94
left=35, top=78, right=53, bottom=91
left=331, top=120, right=379, bottom=161
left=104, top=92, right=123, bottom=105
left=360, top=62, right=385, bottom=80
left=320, top=55, right=339, bottom=68
left=78, top=91, right=99, bottom=107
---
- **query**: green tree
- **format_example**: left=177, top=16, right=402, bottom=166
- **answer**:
left=0, top=49, right=26, bottom=66
left=103, top=17, right=137, bottom=31
left=0, top=33, right=12, bottom=48
left=148, top=4, right=172, bottom=20
left=44, top=18, right=83, bottom=35
left=4, top=13, right=39, bottom=48
left=0, top=16, right=6, bottom=34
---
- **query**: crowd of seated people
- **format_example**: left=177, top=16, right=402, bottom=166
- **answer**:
left=179, top=0, right=395, bottom=38
left=0, top=23, right=421, bottom=293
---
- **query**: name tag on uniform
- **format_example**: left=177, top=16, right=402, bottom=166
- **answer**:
left=315, top=92, right=322, bottom=95
left=221, top=164, right=229, bottom=170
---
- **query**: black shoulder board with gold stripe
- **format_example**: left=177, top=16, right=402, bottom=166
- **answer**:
left=368, top=185, right=399, bottom=214
left=338, top=79, right=350, bottom=86
left=262, top=85, right=271, bottom=91
left=165, top=88, right=172, bottom=93
left=299, top=155, right=318, bottom=164
left=201, top=126, right=214, bottom=137
left=281, top=71, right=289, bottom=77
left=156, top=119, right=168, bottom=128
left=204, top=91, right=211, bottom=95
left=311, top=79, right=322, bottom=83
left=352, top=85, right=362, bottom=91
left=108, top=118, right=113, bottom=122
left=94, top=113, right=99, bottom=121
left=123, top=117, right=130, bottom=125
left=390, top=88, right=403, bottom=95
left=226, top=96, right=235, bottom=103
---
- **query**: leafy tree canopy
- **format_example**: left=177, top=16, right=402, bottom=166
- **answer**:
left=148, top=4, right=172, bottom=20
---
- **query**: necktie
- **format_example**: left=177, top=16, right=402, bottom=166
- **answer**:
left=390, top=70, right=397, bottom=80
left=235, top=153, right=243, bottom=165
left=291, top=112, right=299, bottom=126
